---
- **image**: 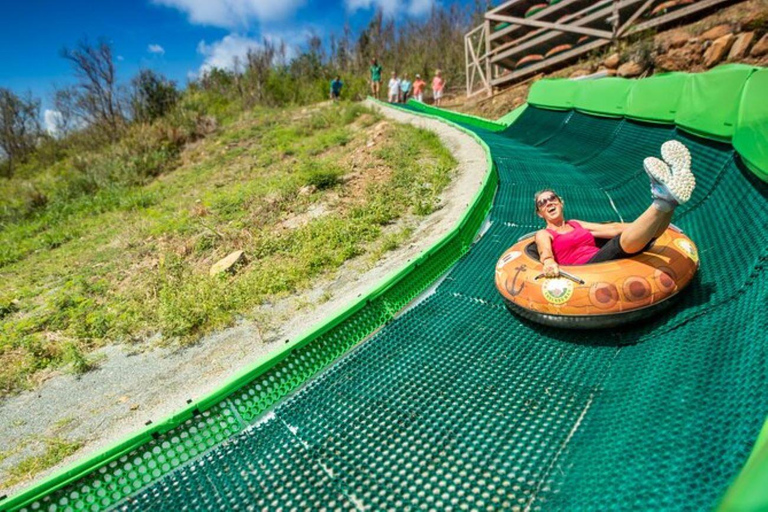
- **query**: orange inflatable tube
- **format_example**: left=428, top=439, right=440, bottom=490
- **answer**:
left=495, top=227, right=699, bottom=328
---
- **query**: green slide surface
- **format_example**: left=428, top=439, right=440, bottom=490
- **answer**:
left=4, top=68, right=767, bottom=511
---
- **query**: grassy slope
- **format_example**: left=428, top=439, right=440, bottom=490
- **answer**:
left=0, top=101, right=456, bottom=399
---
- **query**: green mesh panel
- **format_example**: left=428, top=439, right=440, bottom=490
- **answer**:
left=6, top=100, right=768, bottom=511
left=102, top=105, right=766, bottom=511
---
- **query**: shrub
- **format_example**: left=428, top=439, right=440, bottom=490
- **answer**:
left=299, top=161, right=344, bottom=190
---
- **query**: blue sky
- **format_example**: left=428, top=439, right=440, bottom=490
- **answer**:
left=1, top=0, right=469, bottom=122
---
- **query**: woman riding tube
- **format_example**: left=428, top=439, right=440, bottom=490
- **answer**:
left=535, top=140, right=696, bottom=277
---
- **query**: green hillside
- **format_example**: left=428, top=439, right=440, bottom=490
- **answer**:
left=0, top=101, right=455, bottom=399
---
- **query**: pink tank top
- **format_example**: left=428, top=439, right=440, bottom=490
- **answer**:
left=546, top=220, right=600, bottom=265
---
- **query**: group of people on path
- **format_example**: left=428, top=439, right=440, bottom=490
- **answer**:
left=369, top=59, right=446, bottom=106
left=328, top=58, right=447, bottom=105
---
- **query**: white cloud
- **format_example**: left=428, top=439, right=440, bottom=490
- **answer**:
left=152, top=0, right=305, bottom=28
left=345, top=0, right=433, bottom=16
left=345, top=0, right=399, bottom=16
left=44, top=109, right=63, bottom=135
left=407, top=0, right=434, bottom=16
left=117, top=55, right=125, bottom=61
left=197, top=34, right=262, bottom=75
left=195, top=30, right=316, bottom=76
left=148, top=44, right=166, bottom=55
left=261, top=28, right=318, bottom=61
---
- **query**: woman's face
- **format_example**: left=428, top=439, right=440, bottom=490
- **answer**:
left=536, top=192, right=563, bottom=223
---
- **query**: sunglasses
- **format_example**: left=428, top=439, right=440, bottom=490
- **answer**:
left=536, top=194, right=560, bottom=209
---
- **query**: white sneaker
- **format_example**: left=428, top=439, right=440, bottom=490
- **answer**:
left=643, top=157, right=678, bottom=207
left=660, top=140, right=695, bottom=203
left=661, top=140, right=690, bottom=172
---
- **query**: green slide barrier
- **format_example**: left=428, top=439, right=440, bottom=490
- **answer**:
left=573, top=76, right=634, bottom=117
left=527, top=77, right=579, bottom=109
left=626, top=72, right=688, bottom=123
left=720, top=417, right=768, bottom=511
left=528, top=64, right=766, bottom=182
left=674, top=63, right=756, bottom=141
left=405, top=99, right=527, bottom=128
left=403, top=99, right=508, bottom=131
left=733, top=68, right=768, bottom=182
left=4, top=70, right=767, bottom=511
left=496, top=103, right=527, bottom=125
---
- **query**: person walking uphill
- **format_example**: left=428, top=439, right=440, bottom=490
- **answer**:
left=432, top=70, right=446, bottom=106
left=330, top=76, right=343, bottom=101
left=369, top=59, right=383, bottom=99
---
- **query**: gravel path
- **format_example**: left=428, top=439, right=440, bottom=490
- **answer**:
left=0, top=100, right=489, bottom=497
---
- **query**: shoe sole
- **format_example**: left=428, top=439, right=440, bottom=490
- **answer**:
left=661, top=140, right=691, bottom=172
left=660, top=140, right=695, bottom=203
left=643, top=156, right=672, bottom=185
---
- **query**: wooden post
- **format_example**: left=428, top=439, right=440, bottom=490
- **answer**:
left=465, top=33, right=470, bottom=97
left=484, top=20, right=492, bottom=96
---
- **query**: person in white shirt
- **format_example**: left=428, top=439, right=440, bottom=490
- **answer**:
left=388, top=72, right=401, bottom=103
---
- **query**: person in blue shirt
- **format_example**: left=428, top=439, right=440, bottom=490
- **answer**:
left=399, top=74, right=412, bottom=103
left=330, top=76, right=343, bottom=101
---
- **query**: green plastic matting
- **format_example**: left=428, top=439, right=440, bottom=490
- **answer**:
left=3, top=73, right=768, bottom=511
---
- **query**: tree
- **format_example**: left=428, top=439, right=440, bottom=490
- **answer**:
left=0, top=88, right=40, bottom=177
left=49, top=86, right=80, bottom=138
left=130, top=69, right=179, bottom=123
left=61, top=38, right=124, bottom=138
left=243, top=40, right=280, bottom=105
left=199, top=67, right=235, bottom=95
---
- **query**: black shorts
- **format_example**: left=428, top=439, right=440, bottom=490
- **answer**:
left=586, top=235, right=655, bottom=264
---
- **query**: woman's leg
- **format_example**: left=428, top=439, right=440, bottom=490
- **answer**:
left=618, top=205, right=673, bottom=254
left=618, top=141, right=695, bottom=254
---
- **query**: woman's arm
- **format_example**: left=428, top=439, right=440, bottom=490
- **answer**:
left=535, top=230, right=559, bottom=277
left=575, top=220, right=626, bottom=239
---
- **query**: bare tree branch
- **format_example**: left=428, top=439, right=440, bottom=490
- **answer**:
left=0, top=88, right=40, bottom=177
left=61, top=38, right=124, bottom=138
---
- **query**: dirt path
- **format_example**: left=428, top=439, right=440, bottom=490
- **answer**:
left=0, top=100, right=489, bottom=497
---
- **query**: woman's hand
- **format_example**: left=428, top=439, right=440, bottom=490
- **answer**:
left=543, top=258, right=560, bottom=277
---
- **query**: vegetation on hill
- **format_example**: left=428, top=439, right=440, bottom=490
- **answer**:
left=0, top=3, right=490, bottom=397
left=0, top=99, right=456, bottom=398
